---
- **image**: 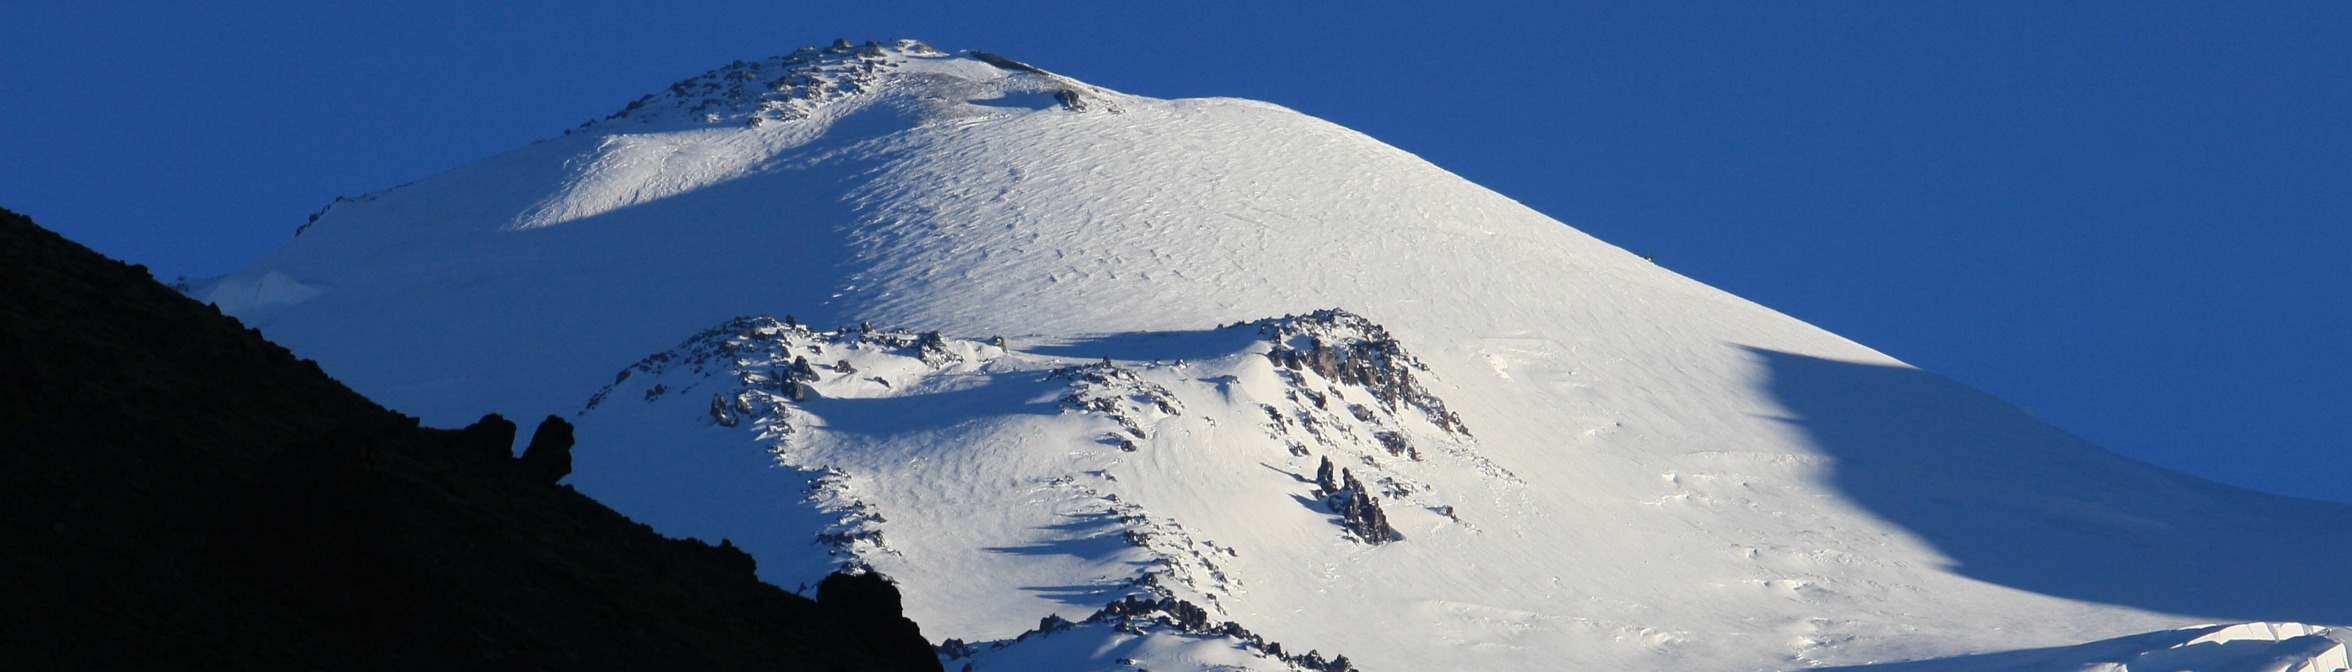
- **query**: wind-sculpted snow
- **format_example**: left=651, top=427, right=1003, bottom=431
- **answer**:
left=212, top=43, right=2352, bottom=671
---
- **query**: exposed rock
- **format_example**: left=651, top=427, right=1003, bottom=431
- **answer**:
left=517, top=415, right=574, bottom=484
left=582, top=39, right=945, bottom=133
left=819, top=570, right=939, bottom=672
left=951, top=593, right=1363, bottom=672
left=1259, top=309, right=1471, bottom=437
left=442, top=413, right=518, bottom=463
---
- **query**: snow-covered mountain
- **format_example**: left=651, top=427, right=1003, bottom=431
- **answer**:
left=198, top=40, right=2352, bottom=671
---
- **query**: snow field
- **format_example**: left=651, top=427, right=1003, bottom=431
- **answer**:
left=207, top=42, right=2352, bottom=671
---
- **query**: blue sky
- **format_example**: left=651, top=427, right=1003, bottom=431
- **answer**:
left=5, top=2, right=2346, bottom=503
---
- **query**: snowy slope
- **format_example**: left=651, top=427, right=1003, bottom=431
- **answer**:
left=203, top=40, right=2352, bottom=671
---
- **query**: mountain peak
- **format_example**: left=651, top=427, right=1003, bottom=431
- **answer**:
left=578, top=39, right=946, bottom=133
left=571, top=39, right=1112, bottom=135
left=207, top=44, right=2352, bottom=671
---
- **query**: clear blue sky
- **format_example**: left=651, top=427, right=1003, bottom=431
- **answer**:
left=5, top=2, right=2346, bottom=502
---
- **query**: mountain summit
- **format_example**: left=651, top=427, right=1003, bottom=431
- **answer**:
left=199, top=43, right=2352, bottom=671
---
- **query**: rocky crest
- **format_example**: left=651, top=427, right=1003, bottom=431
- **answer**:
left=580, top=38, right=946, bottom=132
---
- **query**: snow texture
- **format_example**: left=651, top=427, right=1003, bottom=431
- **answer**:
left=206, top=42, right=2352, bottom=671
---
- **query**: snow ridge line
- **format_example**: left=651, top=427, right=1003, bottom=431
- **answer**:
left=575, top=38, right=945, bottom=133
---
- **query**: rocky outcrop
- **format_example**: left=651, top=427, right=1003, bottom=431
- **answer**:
left=443, top=412, right=519, bottom=463
left=582, top=39, right=943, bottom=132
left=1314, top=457, right=1399, bottom=544
left=818, top=571, right=939, bottom=672
left=1259, top=309, right=1471, bottom=440
left=944, top=593, right=1364, bottom=672
left=518, top=414, right=575, bottom=484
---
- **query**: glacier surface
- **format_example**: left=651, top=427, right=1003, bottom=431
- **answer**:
left=205, top=40, right=2352, bottom=671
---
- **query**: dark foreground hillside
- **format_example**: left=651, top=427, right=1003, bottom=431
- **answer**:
left=0, top=208, right=939, bottom=671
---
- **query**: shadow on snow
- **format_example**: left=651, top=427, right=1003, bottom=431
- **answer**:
left=1024, top=327, right=1263, bottom=363
left=981, top=511, right=1154, bottom=609
left=1748, top=346, right=2352, bottom=626
left=803, top=373, right=1063, bottom=437
left=1810, top=624, right=2336, bottom=671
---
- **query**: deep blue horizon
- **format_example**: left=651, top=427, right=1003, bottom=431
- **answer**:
left=5, top=2, right=2345, bottom=504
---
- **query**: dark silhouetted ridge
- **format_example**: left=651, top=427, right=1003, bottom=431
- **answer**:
left=0, top=206, right=940, bottom=670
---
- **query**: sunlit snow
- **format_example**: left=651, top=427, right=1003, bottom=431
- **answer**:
left=204, top=40, right=2352, bottom=671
